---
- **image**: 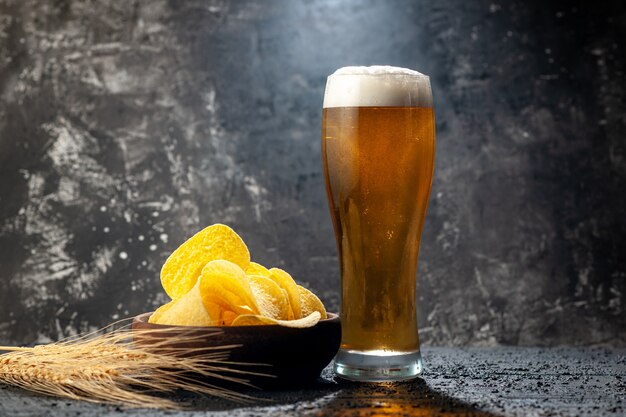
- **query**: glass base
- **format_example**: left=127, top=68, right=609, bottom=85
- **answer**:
left=333, top=348, right=423, bottom=382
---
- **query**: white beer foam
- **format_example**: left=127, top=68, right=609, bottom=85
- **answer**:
left=323, top=66, right=432, bottom=108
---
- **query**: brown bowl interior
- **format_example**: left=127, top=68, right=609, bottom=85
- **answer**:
left=132, top=312, right=341, bottom=387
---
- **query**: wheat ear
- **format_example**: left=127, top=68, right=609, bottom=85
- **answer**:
left=0, top=322, right=270, bottom=409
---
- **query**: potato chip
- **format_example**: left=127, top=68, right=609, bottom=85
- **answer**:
left=148, top=300, right=176, bottom=324
left=156, top=283, right=218, bottom=326
left=245, top=262, right=271, bottom=277
left=268, top=268, right=302, bottom=319
left=160, top=224, right=250, bottom=299
left=193, top=303, right=238, bottom=326
left=298, top=285, right=327, bottom=320
left=154, top=223, right=329, bottom=328
left=248, top=275, right=290, bottom=320
left=231, top=311, right=321, bottom=328
left=199, top=260, right=259, bottom=316
left=221, top=310, right=238, bottom=326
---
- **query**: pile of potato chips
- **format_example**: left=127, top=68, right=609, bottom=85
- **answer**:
left=149, top=224, right=327, bottom=328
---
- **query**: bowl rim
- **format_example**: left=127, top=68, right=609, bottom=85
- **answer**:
left=133, top=311, right=339, bottom=330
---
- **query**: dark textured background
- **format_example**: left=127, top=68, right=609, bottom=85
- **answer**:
left=0, top=0, right=624, bottom=347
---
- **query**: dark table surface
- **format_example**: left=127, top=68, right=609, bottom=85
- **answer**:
left=1, top=347, right=624, bottom=417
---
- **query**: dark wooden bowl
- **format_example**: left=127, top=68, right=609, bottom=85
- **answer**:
left=132, top=312, right=341, bottom=388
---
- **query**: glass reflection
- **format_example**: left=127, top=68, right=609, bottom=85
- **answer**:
left=313, top=379, right=501, bottom=417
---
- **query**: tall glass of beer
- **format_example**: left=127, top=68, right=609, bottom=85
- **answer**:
left=322, top=66, right=435, bottom=381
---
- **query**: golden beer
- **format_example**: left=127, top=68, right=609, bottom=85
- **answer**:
left=322, top=67, right=435, bottom=381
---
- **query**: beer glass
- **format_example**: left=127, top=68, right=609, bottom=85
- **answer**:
left=321, top=66, right=435, bottom=381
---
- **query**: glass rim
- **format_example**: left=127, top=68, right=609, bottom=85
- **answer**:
left=327, top=72, right=430, bottom=79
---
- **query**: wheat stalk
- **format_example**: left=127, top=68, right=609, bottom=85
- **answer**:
left=0, top=321, right=270, bottom=409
